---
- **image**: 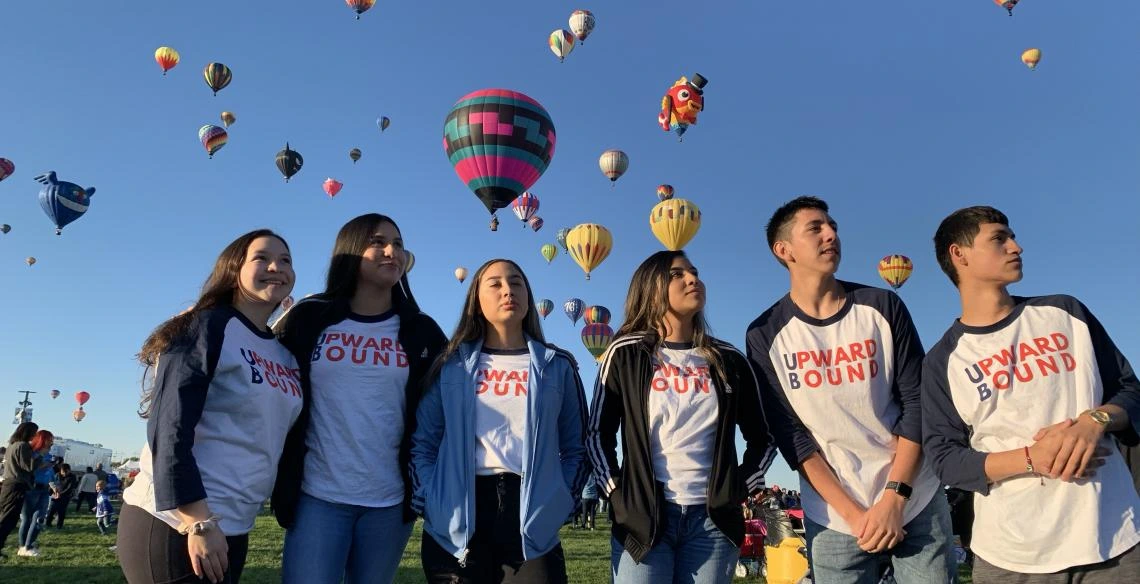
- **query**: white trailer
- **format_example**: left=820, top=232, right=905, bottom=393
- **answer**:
left=50, top=437, right=112, bottom=471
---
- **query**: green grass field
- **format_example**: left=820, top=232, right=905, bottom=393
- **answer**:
left=0, top=503, right=971, bottom=583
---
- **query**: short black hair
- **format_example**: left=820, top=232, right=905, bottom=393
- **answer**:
left=765, top=196, right=830, bottom=267
left=933, top=206, right=1010, bottom=286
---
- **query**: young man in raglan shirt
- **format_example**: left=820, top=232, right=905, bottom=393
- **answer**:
left=923, top=206, right=1140, bottom=581
left=746, top=196, right=954, bottom=583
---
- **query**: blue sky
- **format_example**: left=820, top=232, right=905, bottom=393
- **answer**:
left=1, top=2, right=1137, bottom=490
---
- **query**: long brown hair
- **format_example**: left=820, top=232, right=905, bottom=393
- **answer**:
left=136, top=229, right=289, bottom=417
left=616, top=250, right=727, bottom=383
left=427, top=259, right=545, bottom=386
left=317, top=213, right=419, bottom=312
left=8, top=422, right=38, bottom=444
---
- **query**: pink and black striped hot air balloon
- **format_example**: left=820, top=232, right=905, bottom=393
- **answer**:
left=444, top=89, right=557, bottom=229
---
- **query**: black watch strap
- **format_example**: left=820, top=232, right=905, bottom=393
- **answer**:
left=885, top=481, right=912, bottom=500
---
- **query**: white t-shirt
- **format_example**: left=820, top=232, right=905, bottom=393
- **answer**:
left=302, top=312, right=410, bottom=507
left=648, top=342, right=719, bottom=504
left=474, top=349, right=531, bottom=476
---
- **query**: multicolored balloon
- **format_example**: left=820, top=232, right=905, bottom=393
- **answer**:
left=659, top=74, right=706, bottom=141
left=529, top=216, right=544, bottom=232
left=599, top=149, right=628, bottom=185
left=203, top=62, right=232, bottom=96
left=199, top=125, right=228, bottom=158
left=154, top=46, right=180, bottom=76
left=877, top=254, right=914, bottom=290
left=511, top=192, right=540, bottom=224
left=323, top=178, right=343, bottom=198
left=650, top=198, right=702, bottom=251
left=455, top=267, right=468, bottom=283
left=537, top=298, right=554, bottom=319
left=50, top=389, right=60, bottom=399
left=404, top=250, right=415, bottom=274
left=549, top=29, right=575, bottom=62
left=0, top=158, right=14, bottom=183
left=346, top=0, right=376, bottom=19
left=569, top=10, right=595, bottom=43
left=36, top=172, right=94, bottom=235
left=540, top=244, right=557, bottom=263
left=443, top=89, right=557, bottom=221
left=567, top=223, right=613, bottom=280
left=276, top=143, right=304, bottom=182
left=994, top=0, right=1018, bottom=16
left=581, top=323, right=615, bottom=362
left=1021, top=48, right=1041, bottom=70
left=584, top=305, right=611, bottom=326
left=556, top=227, right=570, bottom=254
left=656, top=184, right=675, bottom=201
left=350, top=148, right=362, bottom=163
left=220, top=111, right=236, bottom=127
left=378, top=116, right=391, bottom=132
left=564, top=298, right=585, bottom=324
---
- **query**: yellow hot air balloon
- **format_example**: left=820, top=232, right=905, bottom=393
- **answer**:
left=404, top=250, right=415, bottom=274
left=541, top=243, right=557, bottom=264
left=1021, top=48, right=1041, bottom=70
left=649, top=198, right=702, bottom=251
left=455, top=267, right=468, bottom=283
left=877, top=254, right=913, bottom=290
left=220, top=111, right=236, bottom=127
left=566, top=223, right=613, bottom=280
left=154, top=46, right=180, bottom=76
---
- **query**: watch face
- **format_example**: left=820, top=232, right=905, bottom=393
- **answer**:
left=1091, top=410, right=1111, bottom=424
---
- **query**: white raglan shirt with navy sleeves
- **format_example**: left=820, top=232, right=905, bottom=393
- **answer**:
left=302, top=310, right=410, bottom=507
left=123, top=307, right=303, bottom=535
left=922, top=295, right=1140, bottom=573
left=745, top=282, right=940, bottom=535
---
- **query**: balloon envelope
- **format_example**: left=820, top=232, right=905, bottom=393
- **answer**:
left=549, top=29, right=575, bottom=62
left=537, top=298, right=554, bottom=319
left=581, top=323, right=614, bottom=361
left=569, top=9, right=596, bottom=43
left=529, top=216, right=544, bottom=232
left=36, top=172, right=94, bottom=235
left=75, top=391, right=90, bottom=406
left=556, top=227, right=570, bottom=253
left=378, top=116, right=391, bottom=132
left=349, top=148, right=362, bottom=163
left=276, top=143, right=304, bottom=182
left=584, top=305, right=611, bottom=326
left=650, top=198, right=702, bottom=251
left=154, top=46, right=180, bottom=75
left=540, top=244, right=557, bottom=263
left=25, top=257, right=35, bottom=266
left=50, top=390, right=60, bottom=399
left=564, top=298, right=585, bottom=324
left=455, top=267, right=468, bottom=283
left=203, top=62, right=232, bottom=95
left=73, top=409, right=86, bottom=422
left=404, top=250, right=415, bottom=273
left=877, top=254, right=913, bottom=289
left=1021, top=48, right=1041, bottom=70
left=323, top=178, right=343, bottom=198
left=220, top=111, right=236, bottom=127
left=566, top=223, right=613, bottom=279
left=199, top=125, right=228, bottom=158
left=511, top=192, right=540, bottom=223
left=0, top=158, right=15, bottom=183
left=656, top=184, right=675, bottom=201
left=346, top=0, right=376, bottom=18
left=599, top=149, right=629, bottom=183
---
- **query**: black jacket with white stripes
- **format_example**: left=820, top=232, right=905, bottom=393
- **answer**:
left=586, top=332, right=777, bottom=563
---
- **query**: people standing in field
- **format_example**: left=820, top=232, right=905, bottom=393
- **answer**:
left=118, top=229, right=303, bottom=584
left=0, top=422, right=39, bottom=558
left=274, top=213, right=447, bottom=584
left=746, top=196, right=954, bottom=583
left=588, top=250, right=776, bottom=584
left=75, top=466, right=99, bottom=513
left=46, top=463, right=78, bottom=529
left=412, top=259, right=590, bottom=584
left=17, top=429, right=56, bottom=557
left=922, top=206, right=1140, bottom=580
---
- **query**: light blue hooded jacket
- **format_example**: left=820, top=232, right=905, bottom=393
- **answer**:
left=410, top=337, right=591, bottom=562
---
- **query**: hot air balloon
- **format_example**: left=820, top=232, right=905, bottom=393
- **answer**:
left=404, top=250, right=415, bottom=273
left=199, top=125, right=228, bottom=158
left=650, top=198, right=702, bottom=251
left=656, top=184, right=675, bottom=201
left=659, top=75, right=707, bottom=141
left=0, top=224, right=10, bottom=234
left=281, top=296, right=295, bottom=312
left=0, top=158, right=13, bottom=183
left=511, top=192, right=540, bottom=225
left=36, top=172, right=94, bottom=235
left=549, top=29, right=575, bottom=62
left=529, top=216, right=544, bottom=232
left=203, top=62, right=232, bottom=96
left=378, top=116, right=391, bottom=132
left=346, top=0, right=376, bottom=19
left=220, top=111, right=236, bottom=127
left=1021, top=48, right=1041, bottom=70
left=569, top=9, right=595, bottom=43
left=349, top=148, right=362, bottom=163
left=584, top=305, right=611, bottom=326
left=50, top=389, right=60, bottom=399
left=995, top=0, right=1018, bottom=16
left=540, top=244, right=557, bottom=263
left=73, top=408, right=86, bottom=422
left=323, top=178, right=343, bottom=198
left=154, top=46, right=180, bottom=76
left=75, top=391, right=90, bottom=406
left=564, top=298, right=584, bottom=324
left=581, top=323, right=614, bottom=362
left=599, top=149, right=628, bottom=185
left=25, top=257, right=35, bottom=266
left=877, top=254, right=914, bottom=290
left=276, top=143, right=304, bottom=182
left=455, top=267, right=468, bottom=283
left=556, top=227, right=570, bottom=254
left=443, top=89, right=557, bottom=225
left=537, top=299, right=554, bottom=319
left=567, top=223, right=613, bottom=280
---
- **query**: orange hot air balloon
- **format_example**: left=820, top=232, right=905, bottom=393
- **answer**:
left=994, top=0, right=1018, bottom=16
left=73, top=409, right=86, bottom=422
left=877, top=255, right=913, bottom=290
left=1021, top=48, right=1041, bottom=70
left=75, top=391, right=91, bottom=406
left=154, top=46, right=180, bottom=76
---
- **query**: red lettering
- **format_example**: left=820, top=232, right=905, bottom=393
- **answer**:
left=351, top=348, right=367, bottom=364
left=826, top=368, right=843, bottom=385
left=1062, top=352, right=1076, bottom=371
left=847, top=363, right=865, bottom=382
left=1036, top=356, right=1060, bottom=377
left=809, top=350, right=831, bottom=368
left=373, top=352, right=390, bottom=366
left=993, top=370, right=1011, bottom=390
left=992, top=347, right=1017, bottom=367
left=341, top=334, right=363, bottom=348
left=326, top=346, right=345, bottom=362
left=865, top=339, right=877, bottom=358
left=484, top=369, right=506, bottom=382
left=397, top=353, right=409, bottom=368
left=979, top=357, right=995, bottom=376
left=476, top=382, right=489, bottom=394
left=1018, top=342, right=1039, bottom=360
left=796, top=352, right=811, bottom=370
left=1034, top=336, right=1053, bottom=354
left=494, top=383, right=508, bottom=396
left=381, top=337, right=395, bottom=351
left=869, top=360, right=879, bottom=378
left=363, top=337, right=380, bottom=350
left=694, top=378, right=710, bottom=393
left=848, top=342, right=866, bottom=361
left=1052, top=333, right=1069, bottom=351
left=833, top=346, right=851, bottom=365
left=805, top=370, right=822, bottom=388
left=1013, top=363, right=1033, bottom=383
left=652, top=377, right=670, bottom=392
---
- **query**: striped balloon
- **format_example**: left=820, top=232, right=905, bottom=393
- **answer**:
left=203, top=62, right=232, bottom=95
left=656, top=184, right=675, bottom=201
left=649, top=198, right=701, bottom=251
left=0, top=158, right=14, bottom=183
left=599, top=149, right=629, bottom=185
left=584, top=305, right=611, bottom=326
left=549, top=29, right=575, bottom=62
left=529, top=216, right=544, bottom=232
left=346, top=0, right=376, bottom=19
left=581, top=323, right=615, bottom=362
left=877, top=254, right=913, bottom=290
left=444, top=89, right=557, bottom=217
left=511, top=192, right=540, bottom=224
left=566, top=223, right=613, bottom=280
left=537, top=298, right=554, bottom=319
left=569, top=10, right=596, bottom=43
left=198, top=125, right=228, bottom=158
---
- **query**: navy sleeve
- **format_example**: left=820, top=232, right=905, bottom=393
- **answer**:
left=745, top=313, right=820, bottom=470
left=886, top=292, right=925, bottom=444
left=147, top=313, right=224, bottom=511
left=1069, top=299, right=1140, bottom=445
left=921, top=344, right=991, bottom=494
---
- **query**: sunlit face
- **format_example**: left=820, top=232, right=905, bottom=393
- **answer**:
left=666, top=256, right=705, bottom=320
left=956, top=223, right=1023, bottom=286
left=237, top=236, right=294, bottom=306
left=478, top=262, right=529, bottom=329
left=777, top=208, right=841, bottom=275
left=359, top=221, right=405, bottom=289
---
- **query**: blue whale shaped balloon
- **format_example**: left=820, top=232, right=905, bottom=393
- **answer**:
left=36, top=172, right=95, bottom=235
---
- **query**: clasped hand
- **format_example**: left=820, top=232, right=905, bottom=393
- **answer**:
left=1029, top=418, right=1111, bottom=482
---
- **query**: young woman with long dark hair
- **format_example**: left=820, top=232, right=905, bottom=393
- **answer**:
left=411, top=259, right=590, bottom=584
left=274, top=213, right=447, bottom=584
left=119, top=229, right=302, bottom=584
left=587, top=250, right=777, bottom=584
left=16, top=429, right=54, bottom=556
left=0, top=422, right=39, bottom=557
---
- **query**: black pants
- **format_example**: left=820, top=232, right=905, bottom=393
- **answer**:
left=580, top=499, right=598, bottom=529
left=46, top=496, right=72, bottom=528
left=421, top=474, right=567, bottom=584
left=75, top=491, right=96, bottom=513
left=117, top=503, right=250, bottom=584
left=0, top=482, right=28, bottom=551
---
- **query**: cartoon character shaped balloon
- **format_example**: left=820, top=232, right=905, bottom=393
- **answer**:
left=877, top=254, right=913, bottom=290
left=537, top=298, right=554, bottom=319
left=203, top=62, right=232, bottom=96
left=540, top=244, right=557, bottom=263
left=567, top=223, right=612, bottom=279
left=564, top=298, right=585, bottom=324
left=569, top=10, right=595, bottom=43
left=549, top=29, right=575, bottom=62
left=511, top=192, right=540, bottom=225
left=581, top=323, right=614, bottom=362
left=0, top=158, right=14, bottom=183
left=36, top=172, right=95, bottom=235
left=276, top=143, right=304, bottom=182
left=659, top=74, right=707, bottom=141
left=650, top=198, right=702, bottom=251
left=154, top=46, right=180, bottom=76
left=346, top=0, right=376, bottom=19
left=584, top=305, right=611, bottom=326
left=199, top=125, right=228, bottom=158
left=323, top=178, right=343, bottom=198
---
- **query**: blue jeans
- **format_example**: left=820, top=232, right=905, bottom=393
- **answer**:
left=612, top=502, right=740, bottom=584
left=282, top=493, right=413, bottom=584
left=805, top=493, right=955, bottom=584
left=19, top=487, right=50, bottom=548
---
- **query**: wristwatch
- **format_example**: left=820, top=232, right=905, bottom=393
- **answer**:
left=884, top=481, right=913, bottom=500
left=1082, top=409, right=1112, bottom=427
